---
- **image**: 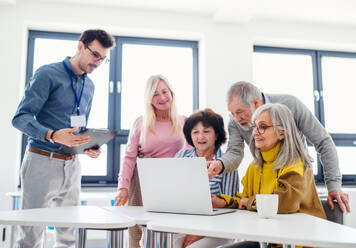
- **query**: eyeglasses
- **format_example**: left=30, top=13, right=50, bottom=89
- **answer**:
left=251, top=124, right=280, bottom=135
left=235, top=110, right=246, bottom=117
left=86, top=46, right=109, bottom=63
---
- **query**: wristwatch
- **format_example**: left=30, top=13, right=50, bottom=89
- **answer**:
left=49, top=130, right=56, bottom=144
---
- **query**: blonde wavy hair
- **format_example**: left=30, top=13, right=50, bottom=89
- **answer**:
left=140, top=75, right=182, bottom=144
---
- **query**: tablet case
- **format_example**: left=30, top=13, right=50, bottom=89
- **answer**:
left=58, top=128, right=117, bottom=155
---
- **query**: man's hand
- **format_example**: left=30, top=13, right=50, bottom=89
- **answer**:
left=328, top=190, right=350, bottom=213
left=51, top=127, right=90, bottom=147
left=84, top=148, right=101, bottom=158
left=207, top=160, right=223, bottom=179
left=114, top=188, right=129, bottom=206
left=238, top=197, right=249, bottom=210
left=183, top=235, right=203, bottom=248
left=211, top=195, right=226, bottom=208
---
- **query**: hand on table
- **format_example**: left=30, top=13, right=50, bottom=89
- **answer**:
left=238, top=197, right=249, bottom=210
left=114, top=188, right=129, bottom=206
left=211, top=195, right=226, bottom=208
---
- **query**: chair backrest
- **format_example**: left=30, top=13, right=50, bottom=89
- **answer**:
left=321, top=199, right=343, bottom=224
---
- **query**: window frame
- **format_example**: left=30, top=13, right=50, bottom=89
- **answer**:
left=254, top=45, right=356, bottom=185
left=22, top=30, right=199, bottom=187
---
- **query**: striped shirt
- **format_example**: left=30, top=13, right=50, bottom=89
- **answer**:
left=174, top=148, right=239, bottom=196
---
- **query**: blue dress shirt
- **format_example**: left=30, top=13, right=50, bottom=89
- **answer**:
left=12, top=57, right=94, bottom=153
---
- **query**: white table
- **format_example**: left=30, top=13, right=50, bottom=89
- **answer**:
left=5, top=191, right=114, bottom=248
left=103, top=206, right=157, bottom=225
left=0, top=206, right=135, bottom=248
left=146, top=209, right=356, bottom=248
left=3, top=206, right=356, bottom=248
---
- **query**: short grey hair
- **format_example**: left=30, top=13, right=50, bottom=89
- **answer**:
left=227, top=81, right=263, bottom=107
left=249, top=103, right=312, bottom=170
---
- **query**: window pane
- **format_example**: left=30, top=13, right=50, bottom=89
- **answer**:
left=33, top=39, right=77, bottom=72
left=85, top=58, right=110, bottom=129
left=253, top=52, right=315, bottom=114
left=120, top=144, right=126, bottom=170
left=335, top=147, right=356, bottom=175
left=321, top=56, right=356, bottom=133
left=33, top=38, right=109, bottom=176
left=121, top=44, right=194, bottom=130
left=81, top=54, right=110, bottom=177
left=79, top=145, right=107, bottom=176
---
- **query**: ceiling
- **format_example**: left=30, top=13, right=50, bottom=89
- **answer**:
left=3, top=0, right=356, bottom=26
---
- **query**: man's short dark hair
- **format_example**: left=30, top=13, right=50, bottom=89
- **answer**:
left=80, top=29, right=115, bottom=48
left=183, top=108, right=227, bottom=151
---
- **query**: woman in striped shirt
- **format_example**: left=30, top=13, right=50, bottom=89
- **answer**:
left=173, top=108, right=239, bottom=248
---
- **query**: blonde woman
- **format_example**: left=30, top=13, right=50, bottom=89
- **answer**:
left=114, top=75, right=186, bottom=248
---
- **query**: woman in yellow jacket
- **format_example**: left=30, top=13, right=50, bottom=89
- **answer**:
left=213, top=103, right=326, bottom=248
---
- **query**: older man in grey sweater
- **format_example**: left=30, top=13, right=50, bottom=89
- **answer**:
left=208, top=81, right=350, bottom=212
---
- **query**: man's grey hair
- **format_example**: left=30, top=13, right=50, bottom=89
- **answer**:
left=249, top=103, right=312, bottom=170
left=227, top=81, right=263, bottom=107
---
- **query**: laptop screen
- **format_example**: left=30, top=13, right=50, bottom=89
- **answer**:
left=137, top=157, right=214, bottom=215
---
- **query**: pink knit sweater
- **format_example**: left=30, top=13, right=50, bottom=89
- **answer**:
left=118, top=116, right=186, bottom=189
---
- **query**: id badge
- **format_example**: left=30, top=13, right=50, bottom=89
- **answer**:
left=70, top=115, right=86, bottom=127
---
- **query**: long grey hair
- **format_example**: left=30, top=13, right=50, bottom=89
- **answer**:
left=249, top=103, right=312, bottom=170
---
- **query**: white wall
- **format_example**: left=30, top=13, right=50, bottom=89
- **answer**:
left=1, top=0, right=356, bottom=215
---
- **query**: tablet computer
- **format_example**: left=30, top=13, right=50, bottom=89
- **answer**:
left=58, top=128, right=117, bottom=155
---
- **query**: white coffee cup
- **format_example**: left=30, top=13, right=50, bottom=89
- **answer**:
left=256, top=194, right=279, bottom=218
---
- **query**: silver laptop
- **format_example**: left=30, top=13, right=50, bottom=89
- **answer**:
left=137, top=157, right=236, bottom=216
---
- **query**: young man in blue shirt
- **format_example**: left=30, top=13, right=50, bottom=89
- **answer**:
left=12, top=29, right=115, bottom=248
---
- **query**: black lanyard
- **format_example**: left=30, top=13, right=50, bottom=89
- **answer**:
left=62, top=61, right=86, bottom=115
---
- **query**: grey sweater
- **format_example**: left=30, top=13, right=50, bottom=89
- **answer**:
left=219, top=93, right=341, bottom=192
